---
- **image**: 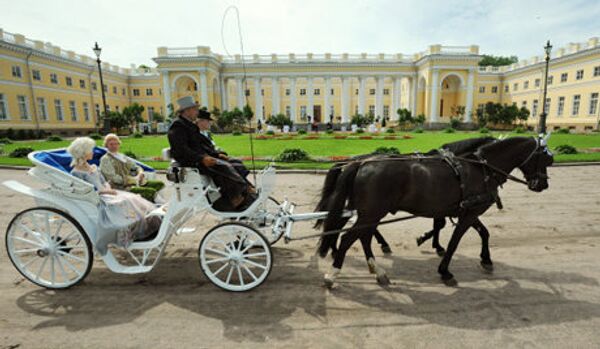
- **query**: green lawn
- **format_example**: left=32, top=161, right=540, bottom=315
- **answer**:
left=1, top=131, right=599, bottom=169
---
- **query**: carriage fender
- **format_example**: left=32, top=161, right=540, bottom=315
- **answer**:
left=2, top=180, right=100, bottom=248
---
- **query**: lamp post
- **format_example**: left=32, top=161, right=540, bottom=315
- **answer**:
left=538, top=40, right=552, bottom=134
left=93, top=42, right=110, bottom=134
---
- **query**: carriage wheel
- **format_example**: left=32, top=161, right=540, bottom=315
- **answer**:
left=199, top=222, right=272, bottom=292
left=244, top=196, right=283, bottom=245
left=5, top=207, right=93, bottom=289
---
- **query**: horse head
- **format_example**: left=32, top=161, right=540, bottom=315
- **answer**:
left=518, top=133, right=554, bottom=192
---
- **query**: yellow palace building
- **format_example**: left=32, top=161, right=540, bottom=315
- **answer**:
left=1, top=28, right=599, bottom=135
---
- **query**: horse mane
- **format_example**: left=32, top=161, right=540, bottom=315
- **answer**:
left=477, top=136, right=535, bottom=159
left=442, top=137, right=497, bottom=156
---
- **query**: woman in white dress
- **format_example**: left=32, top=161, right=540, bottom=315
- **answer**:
left=67, top=137, right=160, bottom=253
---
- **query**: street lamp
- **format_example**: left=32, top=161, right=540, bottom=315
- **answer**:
left=93, top=42, right=110, bottom=134
left=538, top=40, right=552, bottom=134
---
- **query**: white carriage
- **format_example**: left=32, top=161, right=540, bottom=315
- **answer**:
left=2, top=147, right=325, bottom=292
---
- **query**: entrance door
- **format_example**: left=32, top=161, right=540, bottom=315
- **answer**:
left=313, top=105, right=322, bottom=122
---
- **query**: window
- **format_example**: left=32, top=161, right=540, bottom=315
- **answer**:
left=513, top=83, right=518, bottom=91
left=479, top=86, right=485, bottom=93
left=245, top=89, right=250, bottom=96
left=522, top=101, right=527, bottom=108
left=113, top=86, right=117, bottom=94
left=261, top=89, right=264, bottom=96
left=122, top=88, right=126, bottom=96
left=115, top=106, right=119, bottom=112
left=106, top=105, right=111, bottom=113
left=148, top=107, right=155, bottom=121
left=17, top=95, right=29, bottom=120
left=32, top=70, right=41, bottom=81
left=576, top=70, right=584, bottom=80
left=103, top=84, right=108, bottom=92
left=95, top=104, right=100, bottom=118
left=383, top=89, right=389, bottom=95
left=37, top=97, right=47, bottom=121
left=314, top=88, right=320, bottom=95
left=491, top=86, right=498, bottom=93
left=572, top=95, right=581, bottom=116
left=532, top=99, right=538, bottom=117
left=535, top=79, right=540, bottom=88
left=368, top=105, right=375, bottom=115
left=92, top=82, right=97, bottom=90
left=82, top=102, right=89, bottom=121
left=285, top=89, right=290, bottom=96
left=300, top=105, right=307, bottom=118
left=594, top=66, right=600, bottom=77
left=50, top=73, right=58, bottom=84
left=330, top=89, right=334, bottom=95
left=589, top=93, right=598, bottom=115
left=54, top=99, right=64, bottom=121
left=66, top=77, right=73, bottom=87
left=146, top=88, right=153, bottom=96
left=285, top=105, right=291, bottom=117
left=477, top=104, right=484, bottom=113
left=0, top=94, right=8, bottom=120
left=369, top=89, right=375, bottom=95
left=548, top=76, right=553, bottom=85
left=300, top=89, right=306, bottom=96
left=545, top=98, right=551, bottom=116
left=524, top=81, right=529, bottom=89
left=557, top=97, right=565, bottom=116
left=79, top=79, right=86, bottom=89
left=355, top=89, right=359, bottom=95
left=329, top=105, right=334, bottom=117
left=561, top=73, right=568, bottom=83
left=133, top=89, right=140, bottom=96
left=11, top=66, right=22, bottom=78
left=69, top=101, right=77, bottom=121
left=504, top=85, right=509, bottom=93
left=383, top=105, right=390, bottom=118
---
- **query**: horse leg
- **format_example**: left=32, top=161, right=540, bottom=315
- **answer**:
left=473, top=218, right=493, bottom=273
left=361, top=232, right=391, bottom=286
left=431, top=218, right=447, bottom=256
left=373, top=229, right=392, bottom=255
left=437, top=215, right=476, bottom=286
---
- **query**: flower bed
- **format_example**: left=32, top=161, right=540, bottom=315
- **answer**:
left=359, top=136, right=373, bottom=140
left=383, top=136, right=397, bottom=140
left=334, top=135, right=348, bottom=139
left=303, top=136, right=319, bottom=140
left=402, top=134, right=413, bottom=139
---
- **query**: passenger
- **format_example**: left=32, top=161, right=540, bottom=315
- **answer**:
left=99, top=133, right=165, bottom=202
left=68, top=137, right=161, bottom=247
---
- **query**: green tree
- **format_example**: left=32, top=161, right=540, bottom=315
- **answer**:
left=267, top=113, right=293, bottom=130
left=478, top=55, right=518, bottom=67
left=122, top=103, right=145, bottom=131
left=350, top=113, right=374, bottom=127
left=107, top=111, right=129, bottom=131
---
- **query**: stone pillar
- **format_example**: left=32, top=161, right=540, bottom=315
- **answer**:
left=358, top=76, right=366, bottom=114
left=236, top=78, right=244, bottom=110
left=324, top=77, right=331, bottom=121
left=290, top=77, right=297, bottom=122
left=254, top=77, right=263, bottom=121
left=341, top=77, right=350, bottom=123
left=307, top=77, right=314, bottom=119
left=429, top=69, right=440, bottom=122
left=410, top=75, right=418, bottom=115
left=465, top=69, right=475, bottom=123
left=272, top=77, right=280, bottom=115
left=392, top=77, right=401, bottom=118
left=162, top=72, right=171, bottom=115
left=220, top=77, right=228, bottom=111
left=199, top=71, right=209, bottom=109
left=375, top=76, right=384, bottom=118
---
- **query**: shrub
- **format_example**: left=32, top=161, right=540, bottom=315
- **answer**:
left=130, top=187, right=156, bottom=202
left=479, top=127, right=490, bottom=134
left=450, top=118, right=461, bottom=129
left=355, top=128, right=365, bottom=134
left=514, top=126, right=525, bottom=134
left=16, top=130, right=27, bottom=140
left=132, top=132, right=143, bottom=138
left=266, top=130, right=275, bottom=135
left=373, top=146, right=400, bottom=155
left=232, top=131, right=242, bottom=136
left=47, top=135, right=63, bottom=142
left=555, top=144, right=577, bottom=154
left=385, top=128, right=395, bottom=134
left=556, top=128, right=570, bottom=134
left=277, top=148, right=310, bottom=162
left=10, top=147, right=34, bottom=158
left=298, top=129, right=307, bottom=135
left=325, top=129, right=334, bottom=134
left=89, top=133, right=102, bottom=140
left=413, top=127, right=424, bottom=133
left=442, top=127, right=455, bottom=133
left=0, top=137, right=12, bottom=144
left=124, top=150, right=137, bottom=159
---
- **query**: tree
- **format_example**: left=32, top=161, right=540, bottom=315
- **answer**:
left=267, top=113, right=292, bottom=130
left=107, top=111, right=129, bottom=131
left=397, top=108, right=413, bottom=123
left=478, top=55, right=518, bottom=67
left=517, top=106, right=530, bottom=125
left=350, top=113, right=374, bottom=127
left=122, top=103, right=145, bottom=131
left=152, top=112, right=165, bottom=123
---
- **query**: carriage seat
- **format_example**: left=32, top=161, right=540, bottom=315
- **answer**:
left=166, top=159, right=222, bottom=203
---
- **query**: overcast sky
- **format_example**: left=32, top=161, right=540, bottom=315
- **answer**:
left=3, top=0, right=599, bottom=67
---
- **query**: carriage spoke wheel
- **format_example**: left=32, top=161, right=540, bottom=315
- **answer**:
left=6, top=208, right=93, bottom=289
left=199, top=222, right=272, bottom=292
left=243, top=196, right=283, bottom=245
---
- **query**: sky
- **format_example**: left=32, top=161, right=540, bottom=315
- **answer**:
left=2, top=0, right=599, bottom=68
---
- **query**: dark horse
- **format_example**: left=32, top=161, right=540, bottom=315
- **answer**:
left=314, top=136, right=497, bottom=259
left=318, top=136, right=553, bottom=287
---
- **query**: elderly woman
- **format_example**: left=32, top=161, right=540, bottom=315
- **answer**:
left=99, top=133, right=164, bottom=202
left=68, top=137, right=161, bottom=250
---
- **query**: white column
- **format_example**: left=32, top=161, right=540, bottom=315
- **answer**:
left=307, top=77, right=314, bottom=119
left=236, top=78, right=244, bottom=110
left=358, top=76, right=366, bottom=114
left=341, top=77, right=350, bottom=123
left=254, top=77, right=263, bottom=121
left=375, top=76, right=384, bottom=118
left=392, top=77, right=401, bottom=118
left=465, top=69, right=475, bottom=123
left=199, top=71, right=209, bottom=109
left=272, top=77, right=280, bottom=115
left=324, top=77, right=331, bottom=121
left=410, top=75, right=418, bottom=115
left=162, top=72, right=171, bottom=115
left=290, top=77, right=297, bottom=122
left=429, top=69, right=440, bottom=122
left=220, top=77, right=228, bottom=111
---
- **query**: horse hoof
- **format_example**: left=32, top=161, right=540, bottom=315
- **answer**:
left=368, top=264, right=376, bottom=274
left=377, top=274, right=391, bottom=286
left=323, top=277, right=337, bottom=289
left=442, top=277, right=458, bottom=287
left=416, top=237, right=424, bottom=246
left=480, top=261, right=494, bottom=273
left=436, top=248, right=446, bottom=257
left=381, top=245, right=392, bottom=255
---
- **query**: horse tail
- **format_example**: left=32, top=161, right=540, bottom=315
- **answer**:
left=318, top=161, right=361, bottom=258
left=313, top=163, right=344, bottom=229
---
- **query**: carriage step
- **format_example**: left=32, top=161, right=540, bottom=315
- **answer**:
left=176, top=227, right=196, bottom=235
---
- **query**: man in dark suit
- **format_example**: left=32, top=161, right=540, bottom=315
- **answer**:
left=168, top=96, right=251, bottom=210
